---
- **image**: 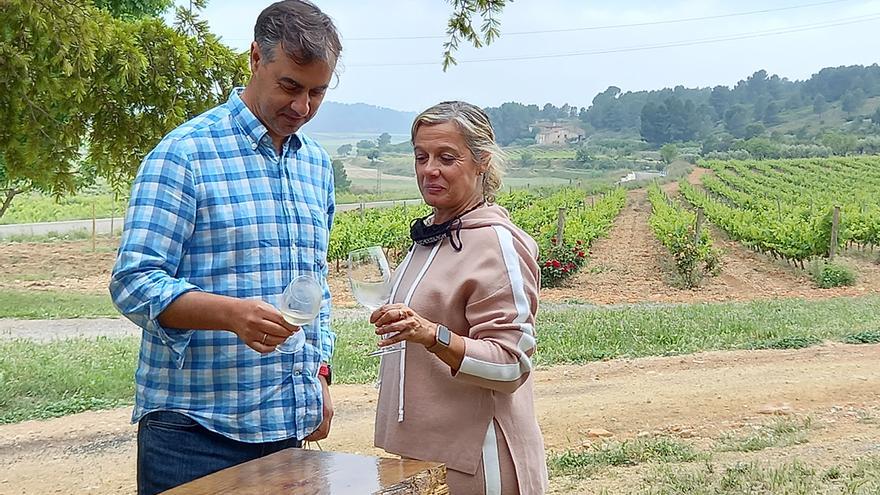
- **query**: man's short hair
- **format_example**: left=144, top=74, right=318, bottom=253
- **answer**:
left=254, top=0, right=342, bottom=66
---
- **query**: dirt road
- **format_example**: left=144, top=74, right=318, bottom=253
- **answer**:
left=2, top=343, right=878, bottom=494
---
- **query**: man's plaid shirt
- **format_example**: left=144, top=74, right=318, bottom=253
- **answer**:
left=110, top=89, right=335, bottom=442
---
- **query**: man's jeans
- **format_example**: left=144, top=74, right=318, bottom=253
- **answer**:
left=137, top=410, right=302, bottom=495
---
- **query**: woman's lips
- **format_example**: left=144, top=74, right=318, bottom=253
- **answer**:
left=424, top=184, right=445, bottom=193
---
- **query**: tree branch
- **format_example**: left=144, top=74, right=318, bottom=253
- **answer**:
left=0, top=188, right=22, bottom=221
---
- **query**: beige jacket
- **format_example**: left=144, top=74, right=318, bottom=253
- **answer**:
left=374, top=204, right=548, bottom=494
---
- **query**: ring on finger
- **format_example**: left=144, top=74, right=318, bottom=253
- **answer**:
left=261, top=333, right=268, bottom=345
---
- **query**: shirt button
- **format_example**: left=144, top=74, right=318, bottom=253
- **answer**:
left=293, top=369, right=302, bottom=376
left=251, top=142, right=258, bottom=150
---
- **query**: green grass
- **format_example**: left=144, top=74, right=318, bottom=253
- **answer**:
left=1, top=193, right=127, bottom=225
left=0, top=289, right=117, bottom=319
left=536, top=296, right=880, bottom=364
left=843, top=330, right=880, bottom=344
left=1, top=295, right=878, bottom=423
left=0, top=337, right=139, bottom=424
left=716, top=418, right=811, bottom=453
left=549, top=437, right=706, bottom=478
left=643, top=457, right=880, bottom=494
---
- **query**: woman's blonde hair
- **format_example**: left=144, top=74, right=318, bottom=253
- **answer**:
left=411, top=101, right=506, bottom=203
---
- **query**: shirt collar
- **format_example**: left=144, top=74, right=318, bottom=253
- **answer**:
left=227, top=88, right=303, bottom=153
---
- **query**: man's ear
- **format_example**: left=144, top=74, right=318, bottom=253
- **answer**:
left=249, top=41, right=261, bottom=72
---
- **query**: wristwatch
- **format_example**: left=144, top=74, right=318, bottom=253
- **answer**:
left=428, top=324, right=451, bottom=353
left=318, top=362, right=332, bottom=385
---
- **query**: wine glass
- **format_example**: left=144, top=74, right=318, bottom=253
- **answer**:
left=347, top=246, right=399, bottom=357
left=276, top=274, right=323, bottom=354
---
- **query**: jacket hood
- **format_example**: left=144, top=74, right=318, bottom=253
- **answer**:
left=456, top=204, right=538, bottom=255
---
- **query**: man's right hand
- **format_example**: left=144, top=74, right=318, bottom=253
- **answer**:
left=229, top=299, right=301, bottom=353
left=158, top=292, right=300, bottom=354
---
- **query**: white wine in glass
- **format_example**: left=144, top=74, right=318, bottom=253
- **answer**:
left=347, top=246, right=399, bottom=356
left=276, top=274, right=322, bottom=354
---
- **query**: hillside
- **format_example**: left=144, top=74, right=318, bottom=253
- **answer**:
left=306, top=101, right=416, bottom=134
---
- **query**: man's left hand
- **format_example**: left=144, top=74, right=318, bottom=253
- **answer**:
left=305, top=375, right=333, bottom=441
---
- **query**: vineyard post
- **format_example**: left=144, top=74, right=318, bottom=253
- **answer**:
left=376, top=167, right=381, bottom=195
left=556, top=208, right=566, bottom=248
left=91, top=201, right=97, bottom=252
left=591, top=196, right=594, bottom=208
left=359, top=202, right=365, bottom=220
left=694, top=208, right=704, bottom=245
left=829, top=206, right=841, bottom=261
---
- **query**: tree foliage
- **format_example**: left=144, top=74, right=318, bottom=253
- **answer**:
left=332, top=159, right=351, bottom=192
left=442, top=0, right=509, bottom=71
left=0, top=0, right=247, bottom=218
left=92, top=0, right=173, bottom=19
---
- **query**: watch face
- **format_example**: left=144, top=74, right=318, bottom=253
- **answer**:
left=438, top=325, right=452, bottom=346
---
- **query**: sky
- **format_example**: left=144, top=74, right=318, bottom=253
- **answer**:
left=188, top=0, right=880, bottom=112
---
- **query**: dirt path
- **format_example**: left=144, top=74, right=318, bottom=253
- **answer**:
left=541, top=189, right=674, bottom=304
left=542, top=171, right=880, bottom=304
left=2, top=343, right=878, bottom=494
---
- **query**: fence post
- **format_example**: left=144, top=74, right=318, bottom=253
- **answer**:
left=359, top=202, right=365, bottom=220
left=694, top=208, right=704, bottom=245
left=829, top=206, right=841, bottom=260
left=91, top=201, right=97, bottom=252
left=556, top=208, right=566, bottom=247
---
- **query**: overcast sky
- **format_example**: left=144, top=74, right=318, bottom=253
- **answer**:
left=190, top=0, right=880, bottom=112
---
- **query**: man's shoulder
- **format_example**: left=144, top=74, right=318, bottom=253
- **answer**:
left=159, top=103, right=235, bottom=153
left=296, top=132, right=331, bottom=162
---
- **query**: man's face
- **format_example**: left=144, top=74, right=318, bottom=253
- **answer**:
left=246, top=42, right=334, bottom=140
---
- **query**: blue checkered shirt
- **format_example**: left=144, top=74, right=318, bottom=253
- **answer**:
left=109, top=89, right=335, bottom=443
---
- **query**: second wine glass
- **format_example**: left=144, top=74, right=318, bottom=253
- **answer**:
left=347, top=246, right=399, bottom=357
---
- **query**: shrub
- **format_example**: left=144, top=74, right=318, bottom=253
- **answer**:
left=540, top=240, right=588, bottom=287
left=812, top=262, right=856, bottom=289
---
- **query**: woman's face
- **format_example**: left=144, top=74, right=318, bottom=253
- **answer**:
left=413, top=122, right=484, bottom=215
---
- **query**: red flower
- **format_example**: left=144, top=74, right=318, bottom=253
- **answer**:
left=552, top=260, right=561, bottom=268
left=577, top=251, right=585, bottom=257
left=543, top=260, right=552, bottom=267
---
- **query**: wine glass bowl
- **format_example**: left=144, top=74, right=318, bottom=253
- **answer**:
left=276, top=274, right=322, bottom=354
left=347, top=246, right=400, bottom=356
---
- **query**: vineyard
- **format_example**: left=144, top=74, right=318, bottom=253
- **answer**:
left=327, top=187, right=627, bottom=286
left=679, top=157, right=880, bottom=266
left=647, top=183, right=720, bottom=287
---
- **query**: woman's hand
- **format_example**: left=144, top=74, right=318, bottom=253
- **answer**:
left=370, top=304, right=436, bottom=349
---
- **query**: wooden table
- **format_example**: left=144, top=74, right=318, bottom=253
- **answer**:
left=163, top=448, right=448, bottom=495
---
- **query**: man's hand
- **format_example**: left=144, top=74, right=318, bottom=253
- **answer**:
left=304, top=375, right=333, bottom=442
left=228, top=298, right=300, bottom=354
left=157, top=292, right=300, bottom=354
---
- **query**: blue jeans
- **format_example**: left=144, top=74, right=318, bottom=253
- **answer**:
left=137, top=410, right=302, bottom=495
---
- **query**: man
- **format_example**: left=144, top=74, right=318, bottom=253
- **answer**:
left=109, top=2, right=341, bottom=493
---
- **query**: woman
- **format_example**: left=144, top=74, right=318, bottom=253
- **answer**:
left=370, top=101, right=548, bottom=495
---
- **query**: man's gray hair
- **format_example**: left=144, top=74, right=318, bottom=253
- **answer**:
left=411, top=101, right=506, bottom=203
left=254, top=0, right=342, bottom=66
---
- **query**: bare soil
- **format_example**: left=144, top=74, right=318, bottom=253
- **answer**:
left=1, top=343, right=878, bottom=494
left=542, top=171, right=880, bottom=304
